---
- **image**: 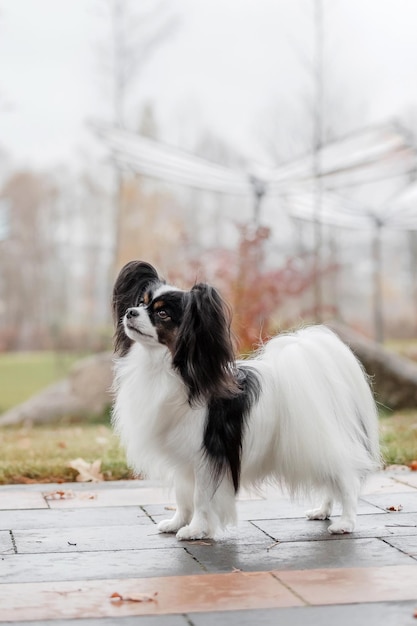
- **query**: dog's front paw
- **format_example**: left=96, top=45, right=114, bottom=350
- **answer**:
left=176, top=524, right=209, bottom=541
left=158, top=518, right=183, bottom=534
left=328, top=519, right=355, bottom=534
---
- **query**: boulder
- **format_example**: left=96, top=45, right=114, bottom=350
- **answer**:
left=0, top=352, right=113, bottom=426
left=328, top=322, right=417, bottom=410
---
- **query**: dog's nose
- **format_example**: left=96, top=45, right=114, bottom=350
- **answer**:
left=126, top=308, right=139, bottom=319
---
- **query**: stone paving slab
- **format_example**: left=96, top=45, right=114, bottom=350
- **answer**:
left=0, top=547, right=204, bottom=583
left=0, top=472, right=416, bottom=624
left=0, top=480, right=155, bottom=491
left=252, top=511, right=417, bottom=541
left=275, top=564, right=417, bottom=604
left=1, top=566, right=417, bottom=621
left=0, top=530, right=13, bottom=556
left=190, top=601, right=417, bottom=626
left=0, top=490, right=48, bottom=510
left=383, top=535, right=417, bottom=561
left=361, top=491, right=417, bottom=513
left=12, top=524, right=189, bottom=554
left=6, top=618, right=190, bottom=626
left=0, top=571, right=304, bottom=621
left=44, top=487, right=175, bottom=508
left=3, top=602, right=417, bottom=626
left=361, top=471, right=417, bottom=493
left=186, top=535, right=416, bottom=572
left=0, top=506, right=150, bottom=531
left=143, top=497, right=382, bottom=522
left=393, top=472, right=417, bottom=489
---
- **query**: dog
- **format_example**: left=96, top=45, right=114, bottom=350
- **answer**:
left=112, top=260, right=381, bottom=540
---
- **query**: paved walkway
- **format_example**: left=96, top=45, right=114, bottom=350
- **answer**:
left=0, top=469, right=416, bottom=625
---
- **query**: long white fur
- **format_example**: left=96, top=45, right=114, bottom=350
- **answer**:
left=112, top=325, right=381, bottom=540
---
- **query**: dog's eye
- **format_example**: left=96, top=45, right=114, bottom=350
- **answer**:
left=156, top=309, right=169, bottom=320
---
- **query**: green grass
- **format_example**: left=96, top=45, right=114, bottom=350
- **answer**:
left=0, top=351, right=416, bottom=485
left=0, top=351, right=84, bottom=413
left=0, top=410, right=415, bottom=485
left=379, top=409, right=417, bottom=466
left=0, top=419, right=132, bottom=485
left=0, top=350, right=132, bottom=485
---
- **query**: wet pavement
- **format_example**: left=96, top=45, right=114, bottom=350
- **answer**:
left=0, top=469, right=416, bottom=624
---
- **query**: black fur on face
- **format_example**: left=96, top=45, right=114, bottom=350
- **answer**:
left=112, top=261, right=161, bottom=356
left=113, top=268, right=241, bottom=406
left=142, top=288, right=187, bottom=353
left=113, top=266, right=259, bottom=493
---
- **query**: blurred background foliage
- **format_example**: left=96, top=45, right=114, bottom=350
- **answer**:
left=1, top=0, right=417, bottom=481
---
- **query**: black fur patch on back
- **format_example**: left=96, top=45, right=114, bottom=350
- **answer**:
left=203, top=366, right=261, bottom=493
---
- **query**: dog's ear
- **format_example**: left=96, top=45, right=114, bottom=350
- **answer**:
left=112, top=260, right=160, bottom=355
left=173, top=283, right=240, bottom=404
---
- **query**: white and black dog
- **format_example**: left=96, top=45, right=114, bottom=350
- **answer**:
left=112, top=260, right=380, bottom=540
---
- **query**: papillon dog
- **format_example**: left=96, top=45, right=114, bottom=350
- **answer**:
left=112, top=260, right=381, bottom=540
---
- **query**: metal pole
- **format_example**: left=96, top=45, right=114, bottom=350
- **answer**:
left=372, top=220, right=384, bottom=343
left=250, top=176, right=267, bottom=227
left=313, top=0, right=324, bottom=322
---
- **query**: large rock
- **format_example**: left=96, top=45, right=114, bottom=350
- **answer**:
left=70, top=352, right=114, bottom=414
left=328, top=322, right=417, bottom=410
left=1, top=324, right=416, bottom=425
left=0, top=352, right=113, bottom=426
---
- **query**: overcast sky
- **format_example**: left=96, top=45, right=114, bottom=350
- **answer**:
left=1, top=0, right=417, bottom=170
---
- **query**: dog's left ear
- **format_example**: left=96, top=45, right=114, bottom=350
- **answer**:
left=173, top=283, right=240, bottom=404
left=112, top=260, right=160, bottom=355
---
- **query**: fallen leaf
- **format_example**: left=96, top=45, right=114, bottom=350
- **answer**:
left=78, top=493, right=98, bottom=500
left=110, top=591, right=158, bottom=603
left=44, top=490, right=75, bottom=500
left=384, top=464, right=410, bottom=472
left=410, top=460, right=417, bottom=472
left=17, top=437, right=32, bottom=450
left=68, top=458, right=104, bottom=482
left=57, top=441, right=67, bottom=449
left=164, top=505, right=176, bottom=511
left=386, top=504, right=403, bottom=512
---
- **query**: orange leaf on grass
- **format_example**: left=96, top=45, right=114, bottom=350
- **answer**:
left=68, top=458, right=104, bottom=482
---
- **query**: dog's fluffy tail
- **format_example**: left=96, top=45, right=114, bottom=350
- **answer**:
left=260, top=325, right=381, bottom=495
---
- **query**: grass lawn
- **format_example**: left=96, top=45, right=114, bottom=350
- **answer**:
left=0, top=350, right=132, bottom=485
left=0, top=351, right=84, bottom=413
left=0, top=410, right=414, bottom=485
left=0, top=351, right=416, bottom=485
left=0, top=419, right=132, bottom=485
left=379, top=409, right=417, bottom=466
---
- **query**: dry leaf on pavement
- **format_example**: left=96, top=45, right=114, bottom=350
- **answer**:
left=110, top=591, right=158, bottom=603
left=44, top=490, right=75, bottom=500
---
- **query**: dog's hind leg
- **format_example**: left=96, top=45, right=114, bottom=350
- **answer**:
left=327, top=475, right=360, bottom=534
left=306, top=497, right=333, bottom=521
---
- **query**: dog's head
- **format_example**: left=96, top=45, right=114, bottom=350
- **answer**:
left=112, top=260, right=240, bottom=403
